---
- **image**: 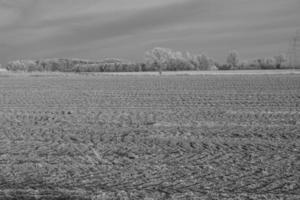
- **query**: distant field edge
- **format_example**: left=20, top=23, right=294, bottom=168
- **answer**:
left=0, top=69, right=300, bottom=76
left=1, top=189, right=299, bottom=200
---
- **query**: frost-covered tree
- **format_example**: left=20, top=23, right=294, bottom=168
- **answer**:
left=6, top=60, right=37, bottom=71
left=256, top=57, right=276, bottom=69
left=226, top=50, right=239, bottom=69
left=145, top=47, right=173, bottom=73
left=184, top=52, right=198, bottom=69
left=274, top=54, right=287, bottom=69
left=197, top=54, right=210, bottom=70
left=264, top=57, right=276, bottom=69
left=208, top=57, right=218, bottom=70
left=171, top=51, right=193, bottom=71
left=145, top=47, right=195, bottom=72
left=239, top=60, right=250, bottom=69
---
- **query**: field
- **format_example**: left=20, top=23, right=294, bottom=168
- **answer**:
left=0, top=72, right=300, bottom=200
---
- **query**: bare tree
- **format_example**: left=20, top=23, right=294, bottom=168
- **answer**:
left=227, top=50, right=239, bottom=69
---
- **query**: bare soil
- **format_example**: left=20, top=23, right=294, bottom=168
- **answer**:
left=0, top=73, right=299, bottom=199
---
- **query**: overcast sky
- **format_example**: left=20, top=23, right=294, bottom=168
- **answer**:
left=0, top=0, right=300, bottom=64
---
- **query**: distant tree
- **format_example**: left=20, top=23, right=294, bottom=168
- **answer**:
left=6, top=60, right=37, bottom=71
left=238, top=60, right=249, bottom=70
left=133, top=63, right=142, bottom=72
left=257, top=57, right=276, bottom=69
left=208, top=57, right=218, bottom=70
left=170, top=51, right=193, bottom=71
left=265, top=57, right=276, bottom=69
left=197, top=54, right=210, bottom=70
left=185, top=51, right=198, bottom=70
left=145, top=47, right=173, bottom=74
left=140, top=63, right=147, bottom=71
left=226, top=50, right=239, bottom=69
left=274, top=54, right=287, bottom=69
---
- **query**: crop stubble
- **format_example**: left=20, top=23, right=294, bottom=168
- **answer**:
left=0, top=74, right=299, bottom=199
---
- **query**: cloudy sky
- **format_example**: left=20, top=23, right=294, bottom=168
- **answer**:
left=0, top=0, right=299, bottom=64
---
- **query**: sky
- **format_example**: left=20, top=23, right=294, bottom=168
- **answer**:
left=0, top=0, right=300, bottom=65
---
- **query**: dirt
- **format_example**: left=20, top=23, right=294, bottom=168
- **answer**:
left=0, top=74, right=299, bottom=199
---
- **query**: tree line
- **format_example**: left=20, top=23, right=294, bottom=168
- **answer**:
left=2, top=47, right=292, bottom=72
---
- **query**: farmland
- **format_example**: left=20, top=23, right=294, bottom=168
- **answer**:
left=0, top=72, right=300, bottom=200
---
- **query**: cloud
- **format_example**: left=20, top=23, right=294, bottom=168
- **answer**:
left=0, top=0, right=299, bottom=64
left=1, top=0, right=206, bottom=60
left=11, top=0, right=204, bottom=44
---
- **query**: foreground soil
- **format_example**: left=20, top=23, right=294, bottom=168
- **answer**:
left=0, top=74, right=299, bottom=199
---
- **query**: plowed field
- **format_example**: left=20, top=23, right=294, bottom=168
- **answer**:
left=0, top=73, right=300, bottom=199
